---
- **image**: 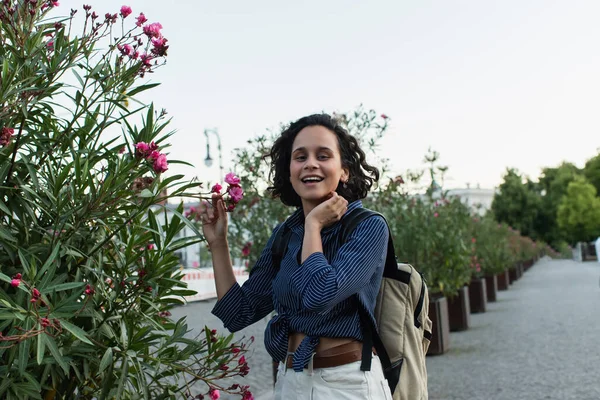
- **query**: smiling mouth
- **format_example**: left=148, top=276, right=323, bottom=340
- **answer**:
left=301, top=177, right=324, bottom=184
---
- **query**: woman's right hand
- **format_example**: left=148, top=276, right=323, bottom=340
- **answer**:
left=199, top=193, right=229, bottom=247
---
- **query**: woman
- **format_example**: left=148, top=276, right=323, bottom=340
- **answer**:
left=200, top=114, right=392, bottom=399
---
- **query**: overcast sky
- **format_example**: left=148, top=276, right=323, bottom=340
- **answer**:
left=57, top=0, right=600, bottom=190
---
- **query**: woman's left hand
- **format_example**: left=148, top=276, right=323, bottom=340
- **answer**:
left=305, top=192, right=348, bottom=231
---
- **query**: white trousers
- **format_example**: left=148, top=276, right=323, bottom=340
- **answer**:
left=273, top=355, right=393, bottom=400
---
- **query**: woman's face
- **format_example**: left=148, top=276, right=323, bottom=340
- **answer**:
left=289, top=125, right=348, bottom=209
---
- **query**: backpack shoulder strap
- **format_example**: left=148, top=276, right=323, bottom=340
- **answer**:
left=271, top=221, right=292, bottom=271
left=339, top=208, right=383, bottom=244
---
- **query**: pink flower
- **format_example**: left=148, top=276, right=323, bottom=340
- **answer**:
left=84, top=284, right=95, bottom=296
left=10, top=279, right=20, bottom=288
left=120, top=5, right=132, bottom=18
left=119, top=43, right=133, bottom=56
left=433, top=212, right=439, bottom=218
left=192, top=261, right=199, bottom=268
left=41, top=317, right=51, bottom=327
left=151, top=36, right=169, bottom=56
left=209, top=388, right=220, bottom=400
left=51, top=1, right=59, bottom=6
left=211, top=183, right=222, bottom=193
left=229, top=186, right=244, bottom=203
left=135, top=142, right=150, bottom=158
left=135, top=13, right=148, bottom=27
left=153, top=153, right=168, bottom=173
left=471, top=238, right=476, bottom=243
left=147, top=244, right=154, bottom=250
left=238, top=355, right=246, bottom=365
left=224, top=172, right=240, bottom=186
left=241, top=242, right=252, bottom=257
left=143, top=22, right=163, bottom=38
left=381, top=114, right=388, bottom=119
left=0, top=127, right=14, bottom=146
left=140, top=53, right=152, bottom=67
left=242, top=391, right=254, bottom=400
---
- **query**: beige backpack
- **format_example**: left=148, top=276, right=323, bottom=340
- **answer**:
left=339, top=209, right=432, bottom=400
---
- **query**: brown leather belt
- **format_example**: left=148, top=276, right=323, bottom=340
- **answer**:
left=285, top=341, right=364, bottom=370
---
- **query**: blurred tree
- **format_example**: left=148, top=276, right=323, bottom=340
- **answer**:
left=583, top=151, right=600, bottom=195
left=491, top=168, right=541, bottom=239
left=535, top=162, right=582, bottom=245
left=556, top=177, right=600, bottom=244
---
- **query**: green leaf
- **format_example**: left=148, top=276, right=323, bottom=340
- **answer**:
left=46, top=282, right=85, bottom=292
left=60, top=320, right=93, bottom=345
left=116, top=356, right=128, bottom=398
left=99, top=347, right=113, bottom=373
left=139, top=189, right=154, bottom=198
left=36, top=329, right=46, bottom=365
left=43, top=335, right=69, bottom=374
left=126, top=83, right=160, bottom=97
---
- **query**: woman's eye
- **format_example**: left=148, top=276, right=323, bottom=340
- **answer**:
left=295, top=156, right=306, bottom=161
left=318, top=155, right=329, bottom=160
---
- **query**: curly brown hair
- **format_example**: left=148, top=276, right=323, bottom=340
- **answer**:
left=266, top=113, right=380, bottom=207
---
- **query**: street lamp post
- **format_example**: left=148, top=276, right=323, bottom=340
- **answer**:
left=203, top=128, right=223, bottom=182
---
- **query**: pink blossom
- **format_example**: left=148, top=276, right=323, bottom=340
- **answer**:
left=238, top=355, right=246, bottom=365
left=140, top=53, right=152, bottom=67
left=381, top=114, right=388, bottom=119
left=135, top=142, right=150, bottom=158
left=143, top=22, right=163, bottom=38
left=241, top=242, right=252, bottom=257
left=433, top=212, right=439, bottom=218
left=51, top=1, right=59, bottom=6
left=242, top=391, right=254, bottom=400
left=209, top=388, right=220, bottom=400
left=119, top=43, right=133, bottom=56
left=192, top=261, right=199, bottom=268
left=135, top=13, right=148, bottom=27
left=229, top=186, right=244, bottom=203
left=41, top=317, right=51, bottom=327
left=224, top=172, right=241, bottom=186
left=151, top=36, right=169, bottom=56
left=147, top=244, right=154, bottom=250
left=147, top=150, right=161, bottom=161
left=84, top=284, right=95, bottom=296
left=120, top=5, right=132, bottom=18
left=211, top=183, right=222, bottom=193
left=10, top=279, right=20, bottom=288
left=153, top=153, right=168, bottom=173
left=0, top=127, right=14, bottom=146
left=471, top=238, right=476, bottom=243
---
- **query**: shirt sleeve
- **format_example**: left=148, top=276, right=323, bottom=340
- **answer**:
left=291, top=215, right=388, bottom=314
left=211, top=223, right=283, bottom=332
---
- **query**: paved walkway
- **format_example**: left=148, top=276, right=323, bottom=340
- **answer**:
left=172, top=258, right=600, bottom=399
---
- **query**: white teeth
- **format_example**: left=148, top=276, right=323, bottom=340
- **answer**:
left=302, top=177, right=323, bottom=183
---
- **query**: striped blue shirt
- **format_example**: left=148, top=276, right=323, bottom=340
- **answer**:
left=212, top=200, right=388, bottom=372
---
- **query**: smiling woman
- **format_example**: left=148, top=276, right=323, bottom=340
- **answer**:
left=200, top=113, right=392, bottom=399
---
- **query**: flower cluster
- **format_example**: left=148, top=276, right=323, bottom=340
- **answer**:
left=0, top=127, right=14, bottom=146
left=186, top=173, right=245, bottom=219
left=135, top=141, right=168, bottom=173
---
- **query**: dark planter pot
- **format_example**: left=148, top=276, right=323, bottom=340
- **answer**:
left=447, top=286, right=470, bottom=332
left=485, top=274, right=498, bottom=302
left=517, top=262, right=525, bottom=279
left=508, top=265, right=519, bottom=284
left=468, top=278, right=487, bottom=313
left=427, top=295, right=451, bottom=356
left=497, top=269, right=510, bottom=290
